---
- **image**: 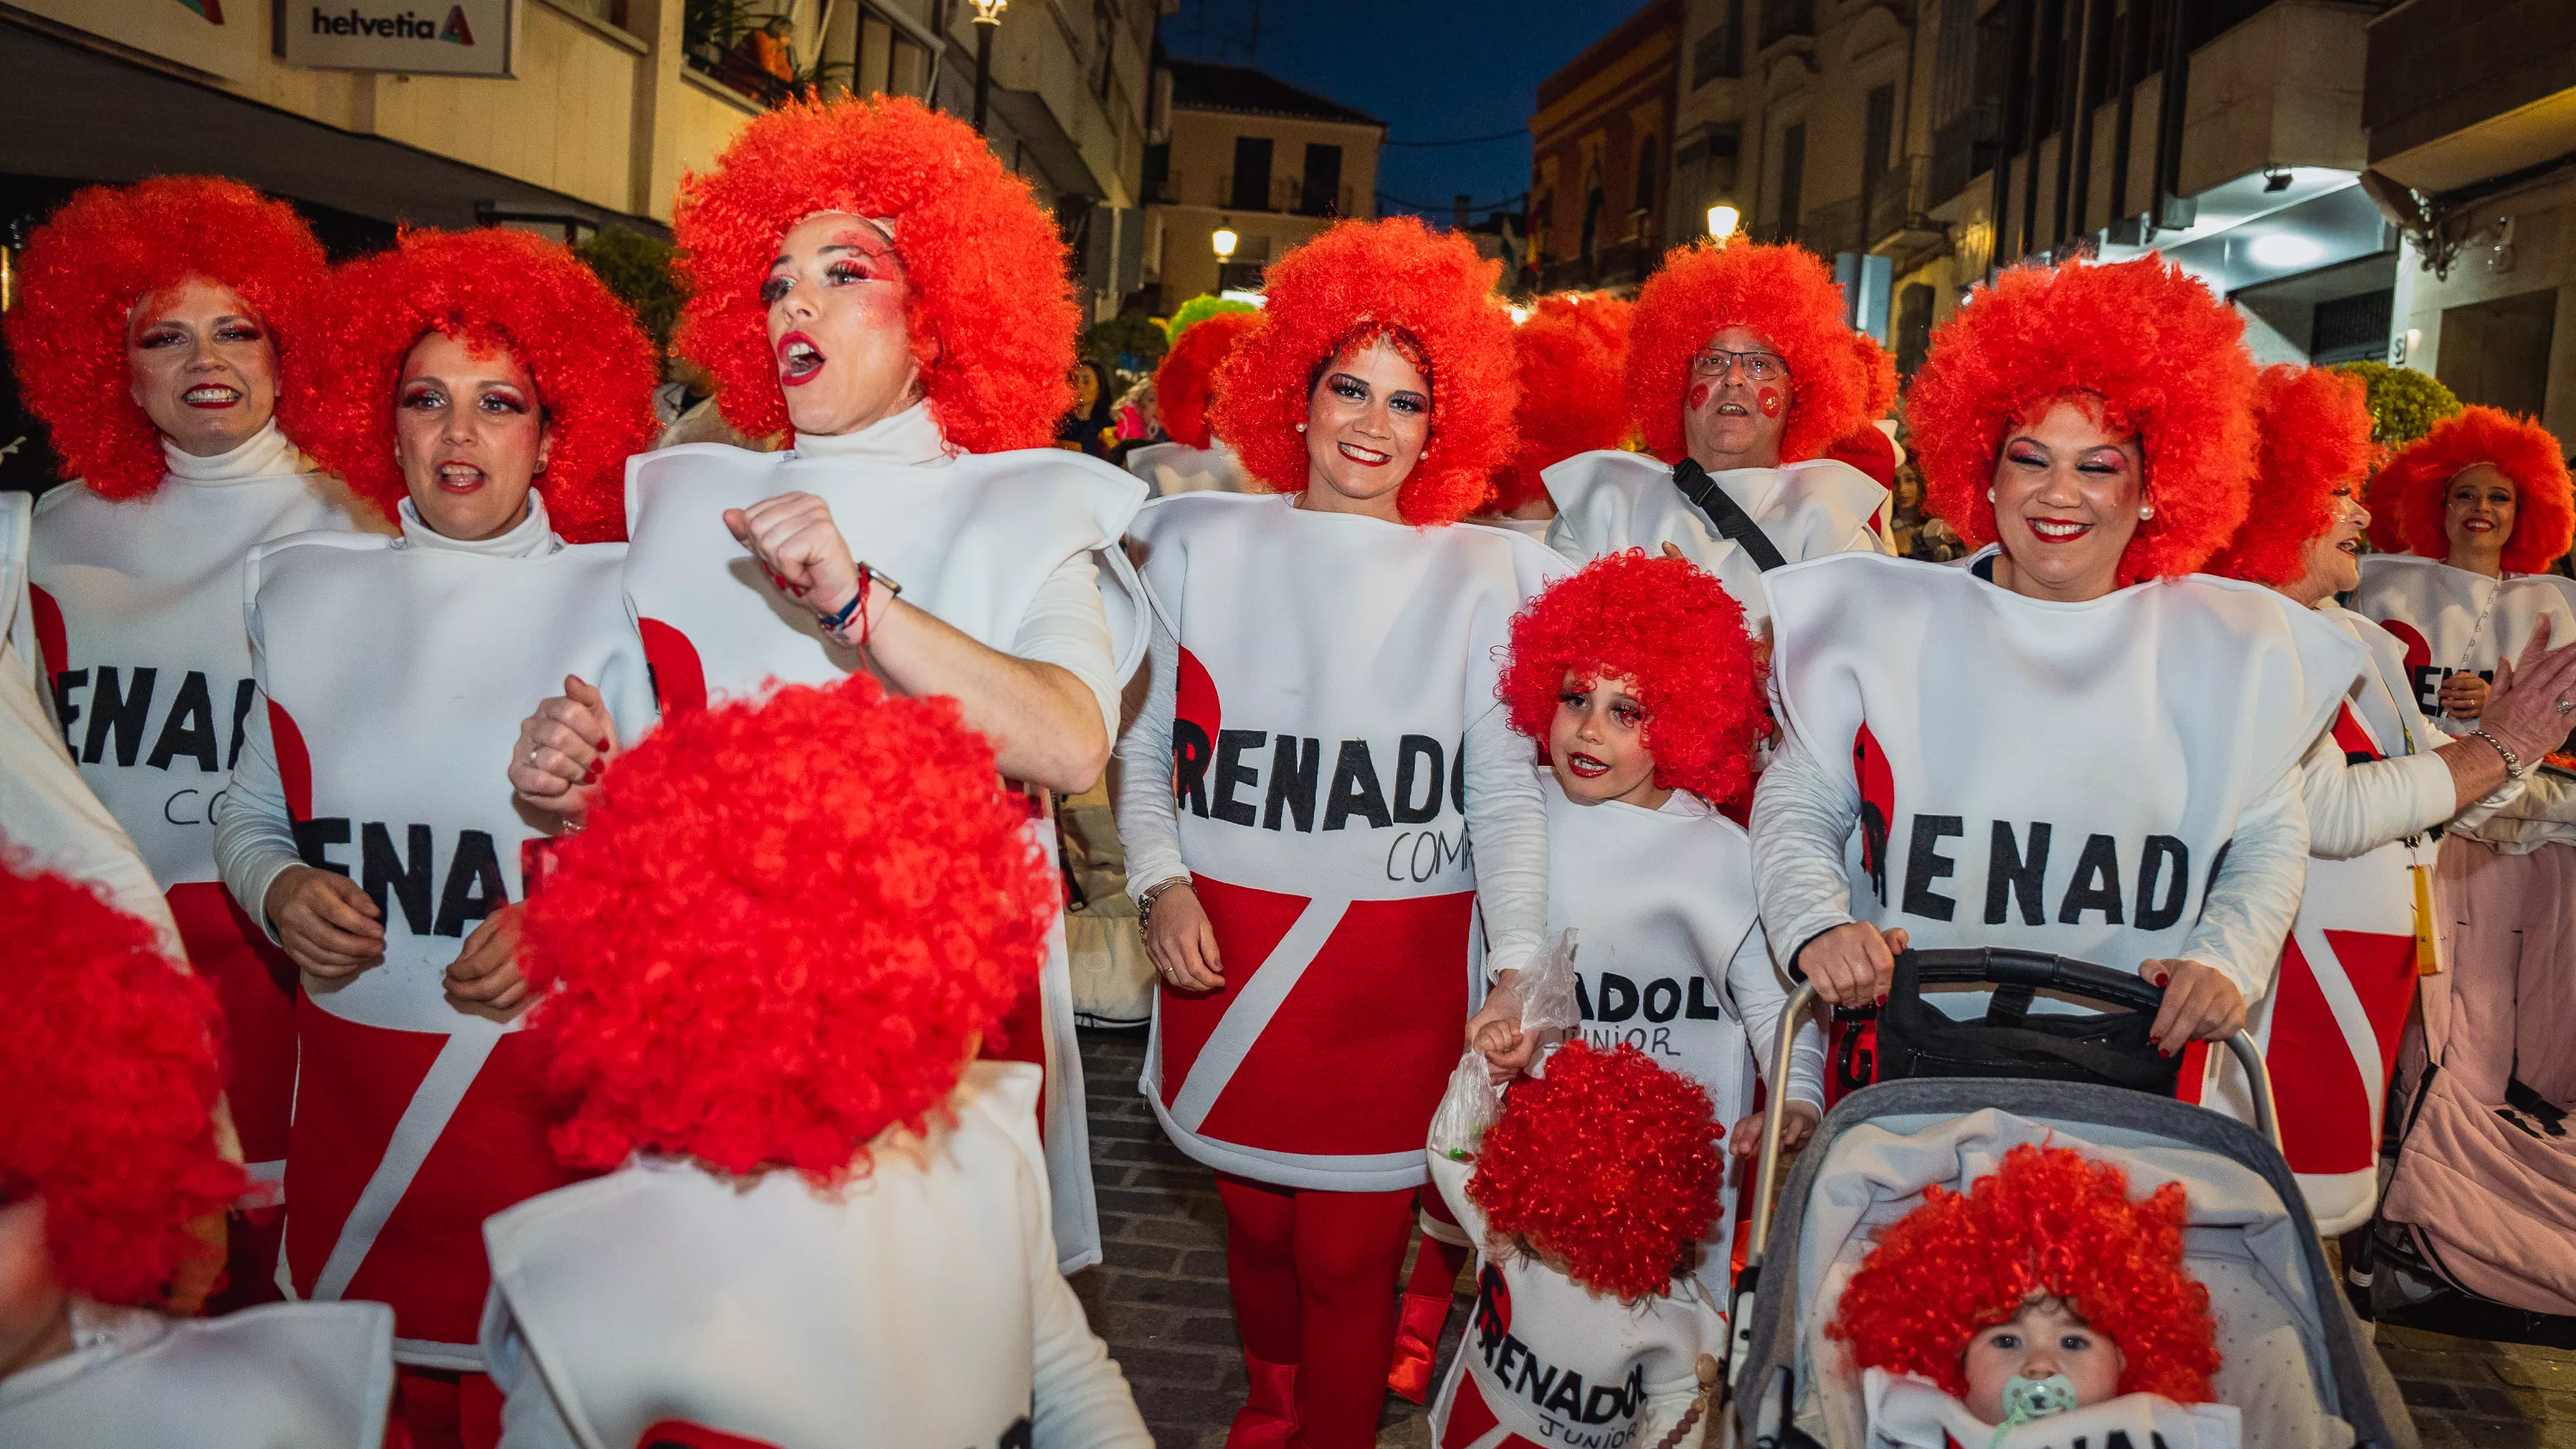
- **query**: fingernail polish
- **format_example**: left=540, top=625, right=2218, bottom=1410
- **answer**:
left=582, top=762, right=601, bottom=784
left=592, top=739, right=611, bottom=754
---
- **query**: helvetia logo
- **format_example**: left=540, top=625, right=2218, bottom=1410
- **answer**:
left=176, top=0, right=228, bottom=23
left=307, top=5, right=477, bottom=44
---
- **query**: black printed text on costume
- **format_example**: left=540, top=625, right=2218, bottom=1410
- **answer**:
left=292, top=819, right=509, bottom=937
left=50, top=666, right=258, bottom=774
left=1172, top=724, right=1468, bottom=833
left=1471, top=1264, right=1646, bottom=1438
left=1886, top=814, right=2202, bottom=931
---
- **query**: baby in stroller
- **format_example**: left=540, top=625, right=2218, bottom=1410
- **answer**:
left=1828, top=1142, right=2238, bottom=1448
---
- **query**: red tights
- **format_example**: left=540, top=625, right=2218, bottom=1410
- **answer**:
left=1216, top=1174, right=1418, bottom=1449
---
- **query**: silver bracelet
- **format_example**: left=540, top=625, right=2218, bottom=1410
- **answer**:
left=2469, top=728, right=2530, bottom=779
left=1136, top=875, right=1191, bottom=940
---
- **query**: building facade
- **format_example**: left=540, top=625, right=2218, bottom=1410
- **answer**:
left=1528, top=0, right=1680, bottom=295
left=1144, top=59, right=1383, bottom=309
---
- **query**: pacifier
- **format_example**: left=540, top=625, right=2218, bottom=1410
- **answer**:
left=1990, top=1373, right=2080, bottom=1446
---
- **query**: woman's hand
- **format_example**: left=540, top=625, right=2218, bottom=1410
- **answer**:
left=509, top=674, right=621, bottom=825
left=1465, top=969, right=1537, bottom=1084
left=1729, top=1100, right=1820, bottom=1160
left=1795, top=922, right=1908, bottom=1007
left=2142, top=959, right=2246, bottom=1052
left=2470, top=616, right=2576, bottom=762
left=2439, top=671, right=2490, bottom=721
left=725, top=492, right=861, bottom=620
left=445, top=904, right=531, bottom=1014
left=264, top=865, right=386, bottom=978
left=1145, top=882, right=1224, bottom=992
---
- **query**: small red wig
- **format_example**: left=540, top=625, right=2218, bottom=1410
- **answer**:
left=1210, top=217, right=1516, bottom=525
left=2384, top=405, right=2574, bottom=572
left=1826, top=425, right=1900, bottom=490
left=1625, top=241, right=1891, bottom=466
left=1468, top=1041, right=1722, bottom=1302
left=1826, top=1143, right=2219, bottom=1403
left=3, top=176, right=327, bottom=502
left=1499, top=551, right=1767, bottom=803
left=519, top=676, right=1056, bottom=1184
left=1492, top=293, right=1634, bottom=513
left=673, top=95, right=1078, bottom=454
left=296, top=228, right=659, bottom=545
left=1907, top=256, right=2257, bottom=585
left=1154, top=308, right=1260, bottom=452
left=0, top=854, right=244, bottom=1306
left=2205, top=365, right=2376, bottom=587
left=2362, top=465, right=2409, bottom=554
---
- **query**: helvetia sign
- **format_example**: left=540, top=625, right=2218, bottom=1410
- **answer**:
left=284, top=0, right=513, bottom=76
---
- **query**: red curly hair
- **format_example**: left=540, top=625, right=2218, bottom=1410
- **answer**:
left=1211, top=217, right=1516, bottom=525
left=1908, top=256, right=2256, bottom=585
left=1154, top=308, right=1259, bottom=452
left=2205, top=366, right=2376, bottom=588
left=673, top=95, right=1078, bottom=453
left=1468, top=1041, right=1721, bottom=1302
left=1826, top=1143, right=2220, bottom=1403
left=2383, top=405, right=2574, bottom=572
left=1492, top=293, right=1634, bottom=513
left=1625, top=241, right=1892, bottom=466
left=2362, top=465, right=2409, bottom=554
left=0, top=855, right=244, bottom=1306
left=3, top=176, right=328, bottom=502
left=519, top=676, right=1057, bottom=1184
left=295, top=228, right=659, bottom=545
left=1500, top=551, right=1767, bottom=803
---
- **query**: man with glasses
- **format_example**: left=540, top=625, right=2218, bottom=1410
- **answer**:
left=1544, top=240, right=1897, bottom=635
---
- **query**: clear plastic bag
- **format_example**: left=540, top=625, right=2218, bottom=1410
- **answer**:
left=1519, top=928, right=1582, bottom=1075
left=1427, top=1048, right=1501, bottom=1160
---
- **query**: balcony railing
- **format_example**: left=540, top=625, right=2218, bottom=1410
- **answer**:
left=1866, top=155, right=1934, bottom=247
left=1801, top=196, right=1863, bottom=259
left=1759, top=0, right=1816, bottom=50
left=1212, top=173, right=1353, bottom=218
left=1929, top=107, right=1998, bottom=210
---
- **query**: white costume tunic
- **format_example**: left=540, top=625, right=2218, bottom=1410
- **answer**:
left=0, top=1298, right=394, bottom=1448
left=1537, top=770, right=1822, bottom=1300
left=617, top=404, right=1144, bottom=1270
left=1753, top=553, right=2362, bottom=1009
left=213, top=496, right=653, bottom=1367
left=1118, top=494, right=1563, bottom=1190
left=0, top=492, right=179, bottom=955
left=1425, top=1153, right=1724, bottom=1449
left=2350, top=553, right=2576, bottom=734
left=27, top=423, right=385, bottom=1179
left=477, top=1063, right=1151, bottom=1449
left=1540, top=450, right=1889, bottom=633
left=1125, top=438, right=1249, bottom=496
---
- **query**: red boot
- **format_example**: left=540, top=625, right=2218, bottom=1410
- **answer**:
left=1228, top=1352, right=1300, bottom=1448
left=1385, top=1289, right=1454, bottom=1403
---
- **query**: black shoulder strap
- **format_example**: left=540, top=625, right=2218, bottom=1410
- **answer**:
left=1671, top=458, right=1789, bottom=572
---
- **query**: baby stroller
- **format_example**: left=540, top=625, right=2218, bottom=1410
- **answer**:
left=1725, top=949, right=2417, bottom=1449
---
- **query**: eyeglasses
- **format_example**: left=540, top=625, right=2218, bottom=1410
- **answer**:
left=1689, top=349, right=1790, bottom=382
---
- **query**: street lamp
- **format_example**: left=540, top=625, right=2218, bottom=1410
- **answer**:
left=1212, top=221, right=1239, bottom=260
left=970, top=0, right=1006, bottom=137
left=1707, top=204, right=1741, bottom=244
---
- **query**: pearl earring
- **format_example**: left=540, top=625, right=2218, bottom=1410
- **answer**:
left=1296, top=423, right=1307, bottom=433
left=1985, top=488, right=1996, bottom=502
left=2139, top=504, right=2155, bottom=521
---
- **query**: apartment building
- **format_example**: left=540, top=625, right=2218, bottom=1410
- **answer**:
left=1528, top=0, right=1680, bottom=295
left=1143, top=58, right=1382, bottom=308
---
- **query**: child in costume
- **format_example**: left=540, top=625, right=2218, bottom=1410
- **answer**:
left=1425, top=1040, right=1730, bottom=1449
left=1827, top=1143, right=2237, bottom=1449
left=0, top=855, right=394, bottom=1446
left=1468, top=550, right=1823, bottom=1307
left=479, top=676, right=1149, bottom=1449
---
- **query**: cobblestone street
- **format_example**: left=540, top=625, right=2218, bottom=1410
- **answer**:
left=1068, top=1026, right=2576, bottom=1448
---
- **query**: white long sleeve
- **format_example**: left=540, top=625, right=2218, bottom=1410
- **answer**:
left=1725, top=922, right=1826, bottom=1110
left=2296, top=728, right=2458, bottom=861
left=210, top=681, right=299, bottom=943
left=2174, top=764, right=2307, bottom=1004
left=0, top=636, right=182, bottom=960
left=1115, top=618, right=1186, bottom=897
left=1012, top=551, right=1122, bottom=744
left=1028, top=1224, right=1154, bottom=1449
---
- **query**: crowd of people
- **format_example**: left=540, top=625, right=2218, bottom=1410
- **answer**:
left=1, top=90, right=2571, bottom=1449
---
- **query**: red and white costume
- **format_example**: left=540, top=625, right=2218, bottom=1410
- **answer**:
left=1127, top=438, right=1251, bottom=496
left=2349, top=553, right=2576, bottom=732
left=1424, top=1152, right=1723, bottom=1449
left=477, top=1062, right=1149, bottom=1449
left=31, top=423, right=385, bottom=1182
left=0, top=1299, right=394, bottom=1448
left=213, top=495, right=653, bottom=1367
left=619, top=410, right=1141, bottom=1274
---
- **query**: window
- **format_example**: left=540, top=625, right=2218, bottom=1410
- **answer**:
left=1580, top=160, right=1606, bottom=267
left=1860, top=84, right=1896, bottom=233
left=1634, top=137, right=1659, bottom=216
left=1301, top=143, right=1343, bottom=216
left=1691, top=0, right=1744, bottom=85
left=1145, top=142, right=1171, bottom=204
left=1231, top=136, right=1275, bottom=211
left=1777, top=122, right=1807, bottom=240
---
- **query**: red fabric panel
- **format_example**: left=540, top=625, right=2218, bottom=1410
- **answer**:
left=1441, top=1373, right=1502, bottom=1449
left=284, top=999, right=447, bottom=1299
left=635, top=1423, right=784, bottom=1449
left=637, top=618, right=708, bottom=718
left=2328, top=926, right=2422, bottom=1099
left=166, top=881, right=301, bottom=1163
left=2331, top=703, right=2385, bottom=761
left=1197, top=892, right=1473, bottom=1156
left=1157, top=874, right=1309, bottom=1110
left=28, top=582, right=66, bottom=683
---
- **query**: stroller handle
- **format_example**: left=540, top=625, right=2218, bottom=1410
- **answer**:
left=1742, top=981, right=2280, bottom=1268
left=1902, top=946, right=2169, bottom=1014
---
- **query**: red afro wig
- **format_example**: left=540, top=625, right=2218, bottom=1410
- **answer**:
left=2383, top=405, right=2574, bottom=572
left=673, top=94, right=1078, bottom=453
left=1826, top=1143, right=2219, bottom=1403
left=1154, top=308, right=1259, bottom=452
left=2205, top=365, right=2375, bottom=588
left=1467, top=1041, right=1722, bottom=1302
left=1492, top=292, right=1634, bottom=513
left=295, top=228, right=659, bottom=545
left=3, top=176, right=327, bottom=502
left=1826, top=424, right=1900, bottom=490
left=0, top=853, right=244, bottom=1306
left=1210, top=216, right=1516, bottom=525
left=1625, top=240, right=1891, bottom=466
left=1499, top=551, right=1767, bottom=802
left=1907, top=256, right=2257, bottom=584
left=2362, top=464, right=2409, bottom=554
left=519, top=676, right=1057, bottom=1184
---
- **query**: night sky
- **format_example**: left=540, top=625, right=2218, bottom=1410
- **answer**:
left=1159, top=0, right=1639, bottom=227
